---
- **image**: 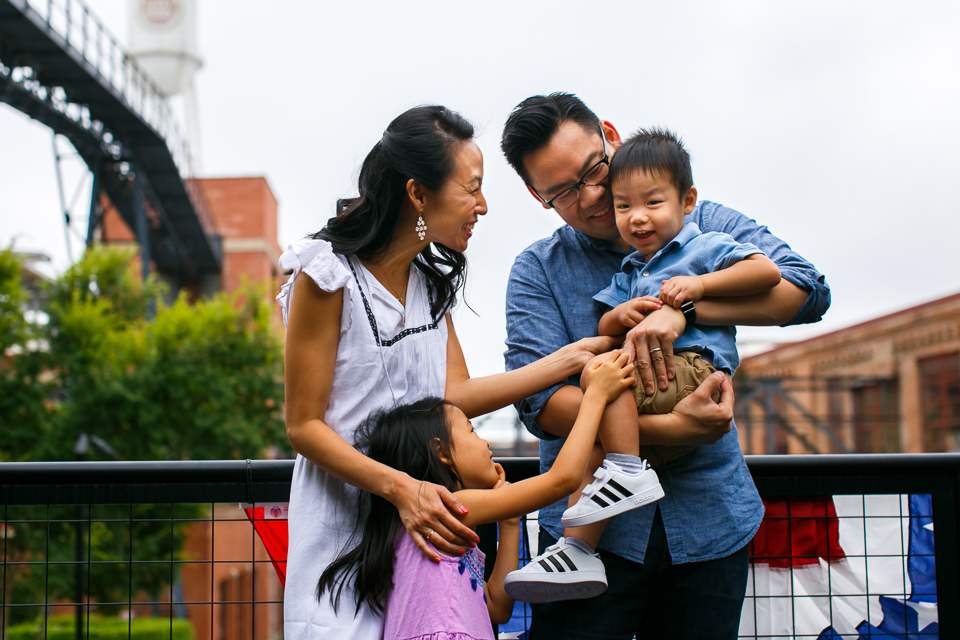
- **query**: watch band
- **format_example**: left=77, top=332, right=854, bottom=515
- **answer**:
left=680, top=300, right=696, bottom=327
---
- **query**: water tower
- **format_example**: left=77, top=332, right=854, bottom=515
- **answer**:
left=128, top=0, right=203, bottom=173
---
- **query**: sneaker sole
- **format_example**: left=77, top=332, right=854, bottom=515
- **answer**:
left=503, top=570, right=608, bottom=603
left=560, top=483, right=665, bottom=527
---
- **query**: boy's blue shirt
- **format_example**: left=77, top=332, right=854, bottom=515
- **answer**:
left=593, top=222, right=762, bottom=374
left=504, top=200, right=830, bottom=564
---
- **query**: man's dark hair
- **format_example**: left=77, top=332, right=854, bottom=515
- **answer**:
left=500, top=92, right=601, bottom=185
left=609, top=127, right=693, bottom=198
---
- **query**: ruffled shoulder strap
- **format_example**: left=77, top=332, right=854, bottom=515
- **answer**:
left=276, top=238, right=352, bottom=328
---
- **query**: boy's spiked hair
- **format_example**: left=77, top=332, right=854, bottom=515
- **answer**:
left=609, top=127, right=694, bottom=198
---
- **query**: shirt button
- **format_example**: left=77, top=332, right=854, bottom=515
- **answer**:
left=642, top=271, right=650, bottom=277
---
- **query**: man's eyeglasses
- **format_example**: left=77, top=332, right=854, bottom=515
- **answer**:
left=532, top=125, right=610, bottom=211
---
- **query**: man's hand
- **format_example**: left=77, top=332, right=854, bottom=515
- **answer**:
left=659, top=275, right=704, bottom=307
left=621, top=306, right=686, bottom=396
left=670, top=372, right=734, bottom=446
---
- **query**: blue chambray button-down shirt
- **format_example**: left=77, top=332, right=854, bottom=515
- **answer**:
left=504, top=201, right=830, bottom=564
left=594, top=222, right=763, bottom=374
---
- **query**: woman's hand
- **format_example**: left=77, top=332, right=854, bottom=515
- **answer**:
left=391, top=474, right=478, bottom=561
left=580, top=349, right=634, bottom=404
left=557, top=335, right=621, bottom=374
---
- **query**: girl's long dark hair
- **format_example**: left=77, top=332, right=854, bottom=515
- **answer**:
left=316, top=397, right=462, bottom=615
left=312, top=106, right=475, bottom=324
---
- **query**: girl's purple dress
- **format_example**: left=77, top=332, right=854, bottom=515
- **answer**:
left=383, top=533, right=494, bottom=640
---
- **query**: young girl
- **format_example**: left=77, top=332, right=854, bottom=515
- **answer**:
left=317, top=350, right=633, bottom=639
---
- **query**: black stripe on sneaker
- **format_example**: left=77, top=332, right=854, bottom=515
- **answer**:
left=546, top=555, right=566, bottom=572
left=556, top=550, right=577, bottom=571
left=606, top=478, right=633, bottom=496
left=539, top=558, right=555, bottom=572
left=591, top=494, right=610, bottom=507
left=599, top=487, right=623, bottom=503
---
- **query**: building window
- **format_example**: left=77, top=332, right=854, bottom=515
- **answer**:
left=852, top=379, right=900, bottom=453
left=919, top=351, right=960, bottom=452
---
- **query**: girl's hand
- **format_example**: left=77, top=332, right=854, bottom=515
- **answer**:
left=491, top=463, right=522, bottom=527
left=392, top=475, right=478, bottom=561
left=580, top=349, right=634, bottom=404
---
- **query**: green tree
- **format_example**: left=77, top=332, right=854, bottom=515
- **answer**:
left=0, top=247, right=52, bottom=461
left=40, top=246, right=286, bottom=461
left=0, top=245, right=288, bottom=624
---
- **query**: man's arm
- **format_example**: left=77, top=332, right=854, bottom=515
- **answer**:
left=696, top=201, right=830, bottom=326
left=504, top=251, right=580, bottom=439
left=659, top=254, right=781, bottom=307
left=506, top=252, right=736, bottom=446
left=627, top=203, right=831, bottom=392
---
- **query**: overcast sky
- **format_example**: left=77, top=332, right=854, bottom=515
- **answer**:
left=2, top=0, right=959, bottom=380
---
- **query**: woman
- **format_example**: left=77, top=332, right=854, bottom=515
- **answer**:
left=279, top=105, right=614, bottom=639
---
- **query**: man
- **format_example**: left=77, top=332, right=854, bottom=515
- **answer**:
left=501, top=93, right=830, bottom=639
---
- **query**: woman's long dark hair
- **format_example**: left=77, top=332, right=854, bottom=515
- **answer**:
left=312, top=106, right=475, bottom=324
left=316, top=397, right=463, bottom=614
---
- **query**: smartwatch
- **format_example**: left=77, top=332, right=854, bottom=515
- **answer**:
left=680, top=301, right=696, bottom=327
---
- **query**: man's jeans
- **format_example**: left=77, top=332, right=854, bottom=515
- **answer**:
left=529, top=508, right=750, bottom=639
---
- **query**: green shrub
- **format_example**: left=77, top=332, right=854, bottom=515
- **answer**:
left=5, top=616, right=194, bottom=640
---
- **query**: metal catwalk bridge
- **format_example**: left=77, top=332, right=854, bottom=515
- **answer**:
left=0, top=0, right=221, bottom=283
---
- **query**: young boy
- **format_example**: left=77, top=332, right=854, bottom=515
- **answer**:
left=504, top=128, right=782, bottom=603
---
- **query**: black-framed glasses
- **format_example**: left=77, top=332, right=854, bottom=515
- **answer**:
left=531, top=125, right=610, bottom=210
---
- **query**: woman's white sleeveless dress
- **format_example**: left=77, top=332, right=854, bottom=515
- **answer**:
left=276, top=238, right=448, bottom=640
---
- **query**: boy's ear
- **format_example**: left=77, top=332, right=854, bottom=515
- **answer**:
left=682, top=186, right=698, bottom=214
left=432, top=437, right=454, bottom=469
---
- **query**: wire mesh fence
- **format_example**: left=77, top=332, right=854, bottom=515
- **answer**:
left=1, top=456, right=955, bottom=639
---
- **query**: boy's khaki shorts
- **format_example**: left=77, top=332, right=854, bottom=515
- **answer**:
left=632, top=351, right=721, bottom=469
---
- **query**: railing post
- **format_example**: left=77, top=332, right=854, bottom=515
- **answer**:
left=934, top=472, right=960, bottom=636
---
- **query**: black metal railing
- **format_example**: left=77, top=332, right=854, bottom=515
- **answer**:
left=1, top=455, right=955, bottom=639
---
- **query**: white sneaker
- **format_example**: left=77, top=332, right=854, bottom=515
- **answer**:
left=502, top=537, right=607, bottom=603
left=561, top=459, right=664, bottom=528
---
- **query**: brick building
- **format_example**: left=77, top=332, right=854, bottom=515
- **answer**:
left=102, top=177, right=287, bottom=640
left=735, top=293, right=960, bottom=456
left=102, top=176, right=286, bottom=324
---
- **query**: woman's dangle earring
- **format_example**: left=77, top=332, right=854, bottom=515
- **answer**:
left=416, top=211, right=427, bottom=241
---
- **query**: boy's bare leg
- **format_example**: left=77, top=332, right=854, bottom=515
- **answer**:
left=564, top=393, right=641, bottom=549
left=598, top=390, right=641, bottom=458
left=565, top=443, right=607, bottom=549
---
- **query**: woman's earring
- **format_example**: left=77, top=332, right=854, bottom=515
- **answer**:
left=416, top=212, right=427, bottom=241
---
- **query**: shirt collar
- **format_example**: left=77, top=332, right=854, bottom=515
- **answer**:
left=572, top=228, right=629, bottom=257
left=621, top=222, right=702, bottom=272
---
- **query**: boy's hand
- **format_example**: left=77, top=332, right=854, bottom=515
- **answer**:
left=613, top=296, right=662, bottom=329
left=580, top=349, right=634, bottom=404
left=659, top=276, right=704, bottom=307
